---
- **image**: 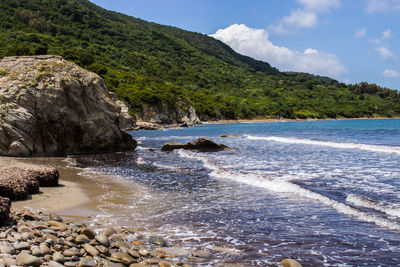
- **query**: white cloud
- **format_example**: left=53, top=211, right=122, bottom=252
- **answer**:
left=365, top=0, right=400, bottom=13
left=383, top=68, right=400, bottom=78
left=297, top=0, right=341, bottom=12
left=382, top=29, right=392, bottom=39
left=354, top=28, right=367, bottom=38
left=271, top=0, right=341, bottom=33
left=211, top=24, right=347, bottom=77
left=282, top=9, right=318, bottom=28
left=376, top=46, right=395, bottom=59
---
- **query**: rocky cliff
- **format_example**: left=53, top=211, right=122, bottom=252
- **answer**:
left=0, top=55, right=136, bottom=156
left=136, top=101, right=200, bottom=126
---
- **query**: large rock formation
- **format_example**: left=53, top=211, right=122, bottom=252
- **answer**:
left=0, top=55, right=136, bottom=156
left=136, top=101, right=200, bottom=126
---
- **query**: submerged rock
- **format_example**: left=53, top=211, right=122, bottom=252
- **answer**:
left=0, top=55, right=136, bottom=156
left=161, top=138, right=229, bottom=152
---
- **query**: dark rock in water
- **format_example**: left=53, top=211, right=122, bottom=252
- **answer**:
left=0, top=196, right=10, bottom=226
left=148, top=236, right=167, bottom=247
left=0, top=55, right=136, bottom=156
left=220, top=134, right=240, bottom=138
left=161, top=138, right=229, bottom=152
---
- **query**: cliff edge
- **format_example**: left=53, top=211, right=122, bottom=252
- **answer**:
left=0, top=55, right=136, bottom=156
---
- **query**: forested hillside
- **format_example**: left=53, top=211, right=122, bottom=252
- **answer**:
left=1, top=0, right=399, bottom=120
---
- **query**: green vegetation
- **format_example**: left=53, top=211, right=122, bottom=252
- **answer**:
left=0, top=0, right=399, bottom=120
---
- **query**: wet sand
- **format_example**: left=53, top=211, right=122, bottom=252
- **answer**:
left=0, top=156, right=134, bottom=223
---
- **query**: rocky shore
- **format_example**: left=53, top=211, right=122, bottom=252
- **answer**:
left=0, top=209, right=215, bottom=267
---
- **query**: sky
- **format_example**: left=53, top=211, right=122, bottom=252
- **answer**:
left=90, top=0, right=400, bottom=90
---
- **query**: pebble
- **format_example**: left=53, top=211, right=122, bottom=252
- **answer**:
left=76, top=234, right=90, bottom=244
left=53, top=251, right=65, bottom=263
left=63, top=247, right=82, bottom=257
left=0, top=245, right=15, bottom=254
left=84, top=243, right=99, bottom=256
left=31, top=246, right=44, bottom=256
left=48, top=221, right=68, bottom=231
left=81, top=228, right=96, bottom=239
left=79, top=257, right=98, bottom=267
left=121, top=254, right=136, bottom=265
left=95, top=234, right=110, bottom=247
left=0, top=210, right=217, bottom=267
left=48, top=260, right=65, bottom=267
left=103, top=228, right=117, bottom=237
left=39, top=243, right=51, bottom=254
left=16, top=252, right=42, bottom=266
left=49, top=213, right=63, bottom=222
left=148, top=235, right=167, bottom=247
left=14, top=241, right=30, bottom=250
left=280, top=258, right=303, bottom=267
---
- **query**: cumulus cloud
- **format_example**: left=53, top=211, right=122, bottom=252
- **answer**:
left=382, top=29, right=392, bottom=39
left=271, top=0, right=341, bottom=32
left=376, top=46, right=395, bottom=59
left=354, top=28, right=367, bottom=38
left=383, top=69, right=400, bottom=78
left=210, top=24, right=347, bottom=77
left=365, top=0, right=400, bottom=13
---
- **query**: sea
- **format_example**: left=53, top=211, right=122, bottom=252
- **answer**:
left=72, top=119, right=400, bottom=266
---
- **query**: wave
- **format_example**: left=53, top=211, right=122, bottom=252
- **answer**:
left=177, top=150, right=400, bottom=232
left=246, top=136, right=400, bottom=155
left=346, top=194, right=400, bottom=218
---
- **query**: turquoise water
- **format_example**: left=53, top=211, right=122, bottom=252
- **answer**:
left=76, top=119, right=400, bottom=266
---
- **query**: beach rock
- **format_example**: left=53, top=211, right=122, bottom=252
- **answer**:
left=121, top=254, right=136, bottom=265
left=280, top=258, right=303, bottom=267
left=103, top=228, right=117, bottom=237
left=95, top=234, right=110, bottom=247
left=76, top=234, right=90, bottom=244
left=0, top=55, right=137, bottom=156
left=48, top=261, right=65, bottom=267
left=16, top=252, right=42, bottom=266
left=79, top=257, right=98, bottom=267
left=84, top=244, right=99, bottom=257
left=49, top=212, right=63, bottom=222
left=0, top=245, right=15, bottom=254
left=53, top=251, right=65, bottom=263
left=148, top=236, right=167, bottom=247
left=48, top=221, right=68, bottom=231
left=81, top=228, right=96, bottom=239
left=14, top=241, right=30, bottom=250
left=161, top=138, right=229, bottom=152
left=39, top=243, right=51, bottom=254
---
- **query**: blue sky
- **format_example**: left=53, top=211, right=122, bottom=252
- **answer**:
left=90, top=0, right=400, bottom=90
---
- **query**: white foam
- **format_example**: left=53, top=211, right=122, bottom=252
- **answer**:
left=246, top=136, right=400, bottom=155
left=346, top=194, right=400, bottom=218
left=177, top=150, right=400, bottom=232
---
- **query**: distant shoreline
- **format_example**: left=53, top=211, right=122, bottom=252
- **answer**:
left=202, top=117, right=400, bottom=124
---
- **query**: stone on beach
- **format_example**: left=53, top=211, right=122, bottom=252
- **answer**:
left=280, top=258, right=303, bottom=267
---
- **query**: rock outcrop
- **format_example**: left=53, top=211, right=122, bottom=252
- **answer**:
left=136, top=101, right=200, bottom=126
left=161, top=138, right=228, bottom=152
left=0, top=167, right=59, bottom=200
left=0, top=55, right=136, bottom=156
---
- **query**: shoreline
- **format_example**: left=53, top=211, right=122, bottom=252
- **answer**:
left=201, top=116, right=400, bottom=124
